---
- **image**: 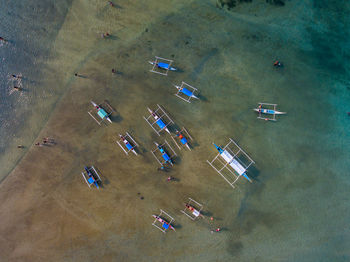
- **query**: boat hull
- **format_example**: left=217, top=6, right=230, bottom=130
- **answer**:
left=152, top=215, right=175, bottom=231
left=253, top=108, right=286, bottom=115
left=149, top=61, right=176, bottom=71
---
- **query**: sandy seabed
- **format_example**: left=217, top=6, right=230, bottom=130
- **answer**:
left=0, top=0, right=349, bottom=261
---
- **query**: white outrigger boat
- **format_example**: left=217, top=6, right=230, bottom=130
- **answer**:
left=143, top=104, right=174, bottom=136
left=173, top=81, right=199, bottom=103
left=152, top=209, right=176, bottom=233
left=207, top=138, right=255, bottom=189
left=149, top=56, right=177, bottom=76
left=254, top=103, right=286, bottom=121
left=116, top=132, right=138, bottom=155
left=181, top=198, right=204, bottom=221
left=88, top=100, right=114, bottom=125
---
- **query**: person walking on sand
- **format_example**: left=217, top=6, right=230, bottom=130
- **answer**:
left=101, top=32, right=110, bottom=38
left=74, top=73, right=84, bottom=78
left=43, top=137, right=55, bottom=145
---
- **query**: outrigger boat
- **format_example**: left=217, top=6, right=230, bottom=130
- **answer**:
left=116, top=132, right=138, bottom=155
left=181, top=198, right=204, bottom=220
left=152, top=215, right=176, bottom=232
left=173, top=82, right=199, bottom=103
left=213, top=143, right=252, bottom=183
left=207, top=138, right=255, bottom=189
left=81, top=166, right=101, bottom=189
left=149, top=61, right=177, bottom=71
left=149, top=56, right=176, bottom=76
left=152, top=209, right=176, bottom=233
left=171, top=127, right=192, bottom=151
left=254, top=103, right=286, bottom=121
left=148, top=107, right=170, bottom=134
left=152, top=141, right=176, bottom=166
left=88, top=100, right=114, bottom=125
left=143, top=105, right=174, bottom=136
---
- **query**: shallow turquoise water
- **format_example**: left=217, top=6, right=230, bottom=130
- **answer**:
left=0, top=0, right=349, bottom=261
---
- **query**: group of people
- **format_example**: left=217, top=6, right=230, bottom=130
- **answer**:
left=11, top=74, right=22, bottom=91
left=35, top=137, right=55, bottom=147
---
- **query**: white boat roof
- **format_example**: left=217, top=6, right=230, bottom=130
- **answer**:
left=222, top=150, right=246, bottom=176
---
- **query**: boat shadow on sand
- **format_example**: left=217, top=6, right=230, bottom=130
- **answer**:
left=247, top=165, right=260, bottom=183
left=93, top=166, right=108, bottom=188
left=104, top=100, right=123, bottom=123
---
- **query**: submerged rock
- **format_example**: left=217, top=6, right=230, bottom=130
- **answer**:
left=216, top=0, right=252, bottom=10
left=216, top=0, right=284, bottom=10
left=266, top=0, right=285, bottom=6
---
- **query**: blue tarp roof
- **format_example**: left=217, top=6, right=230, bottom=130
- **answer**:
left=181, top=87, right=193, bottom=97
left=156, top=119, right=166, bottom=129
left=162, top=153, right=170, bottom=162
left=158, top=62, right=169, bottom=69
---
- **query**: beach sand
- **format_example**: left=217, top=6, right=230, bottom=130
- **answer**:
left=0, top=0, right=349, bottom=261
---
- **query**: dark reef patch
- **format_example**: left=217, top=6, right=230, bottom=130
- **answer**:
left=216, top=0, right=285, bottom=10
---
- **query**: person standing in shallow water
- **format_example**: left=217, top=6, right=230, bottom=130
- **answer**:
left=273, top=60, right=283, bottom=68
left=101, top=32, right=110, bottom=38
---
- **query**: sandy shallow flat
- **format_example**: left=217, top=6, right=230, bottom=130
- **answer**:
left=0, top=1, right=349, bottom=261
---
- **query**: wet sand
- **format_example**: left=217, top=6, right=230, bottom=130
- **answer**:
left=0, top=0, right=349, bottom=261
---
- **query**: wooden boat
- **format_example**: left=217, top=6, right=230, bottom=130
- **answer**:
left=253, top=108, right=286, bottom=115
left=148, top=61, right=177, bottom=71
left=147, top=107, right=171, bottom=134
left=154, top=142, right=173, bottom=165
left=175, top=130, right=190, bottom=150
left=91, top=101, right=112, bottom=123
left=213, top=143, right=252, bottom=183
left=119, top=134, right=137, bottom=155
left=174, top=84, right=198, bottom=100
left=152, top=215, right=176, bottom=231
